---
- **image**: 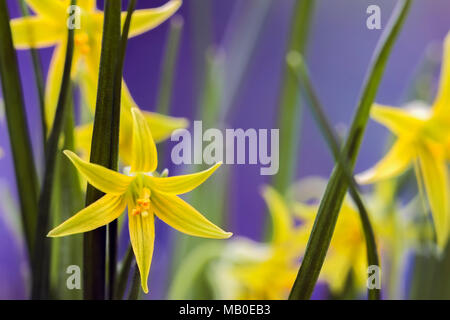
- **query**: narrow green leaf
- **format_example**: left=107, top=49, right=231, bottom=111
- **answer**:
left=156, top=15, right=183, bottom=116
left=32, top=0, right=76, bottom=299
left=17, top=0, right=47, bottom=144
left=288, top=53, right=380, bottom=299
left=127, top=264, right=141, bottom=300
left=107, top=0, right=136, bottom=300
left=0, top=0, right=39, bottom=255
left=272, top=0, right=315, bottom=193
left=114, top=245, right=134, bottom=300
left=83, top=0, right=122, bottom=300
left=289, top=0, right=412, bottom=300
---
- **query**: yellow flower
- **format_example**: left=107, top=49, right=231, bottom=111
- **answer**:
left=357, top=32, right=450, bottom=249
left=11, top=0, right=188, bottom=162
left=212, top=186, right=307, bottom=300
left=48, top=107, right=232, bottom=293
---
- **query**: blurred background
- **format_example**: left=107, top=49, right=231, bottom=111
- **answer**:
left=1, top=0, right=450, bottom=299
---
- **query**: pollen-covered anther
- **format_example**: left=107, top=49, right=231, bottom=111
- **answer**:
left=75, top=33, right=90, bottom=55
left=132, top=208, right=141, bottom=216
left=133, top=188, right=151, bottom=217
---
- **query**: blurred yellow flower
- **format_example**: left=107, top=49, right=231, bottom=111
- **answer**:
left=11, top=0, right=188, bottom=162
left=212, top=181, right=380, bottom=299
left=48, top=108, right=231, bottom=293
left=357, top=32, right=450, bottom=249
left=212, top=186, right=305, bottom=299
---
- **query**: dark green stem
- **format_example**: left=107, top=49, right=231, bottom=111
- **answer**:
left=289, top=0, right=412, bottom=300
left=128, top=264, right=141, bottom=300
left=84, top=0, right=121, bottom=300
left=31, top=0, right=76, bottom=299
left=272, top=0, right=315, bottom=193
left=0, top=0, right=39, bottom=256
left=18, top=0, right=47, bottom=144
left=107, top=0, right=136, bottom=300
left=289, top=55, right=380, bottom=299
left=114, top=245, right=134, bottom=300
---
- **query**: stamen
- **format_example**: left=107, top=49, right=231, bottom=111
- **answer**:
left=133, top=188, right=152, bottom=217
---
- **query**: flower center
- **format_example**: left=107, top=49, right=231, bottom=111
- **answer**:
left=75, top=33, right=91, bottom=55
left=132, top=188, right=151, bottom=218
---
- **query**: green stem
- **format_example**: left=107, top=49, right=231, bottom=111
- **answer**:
left=84, top=0, right=121, bottom=300
left=288, top=54, right=380, bottom=299
left=156, top=15, right=183, bottom=116
left=0, top=0, right=39, bottom=256
left=114, top=245, right=134, bottom=300
left=156, top=12, right=183, bottom=167
left=128, top=264, right=141, bottom=300
left=107, top=0, right=136, bottom=300
left=17, top=0, right=47, bottom=144
left=289, top=0, right=412, bottom=300
left=272, top=0, right=315, bottom=193
left=31, top=0, right=76, bottom=299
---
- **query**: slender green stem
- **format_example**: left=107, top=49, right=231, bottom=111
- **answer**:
left=156, top=15, right=183, bottom=167
left=114, top=245, right=134, bottom=300
left=272, top=0, right=315, bottom=193
left=0, top=0, right=39, bottom=255
left=31, top=0, right=76, bottom=299
left=288, top=54, right=380, bottom=299
left=289, top=0, right=412, bottom=300
left=84, top=0, right=121, bottom=300
left=107, top=0, right=136, bottom=300
left=128, top=264, right=141, bottom=300
left=17, top=0, right=47, bottom=144
left=156, top=15, right=183, bottom=116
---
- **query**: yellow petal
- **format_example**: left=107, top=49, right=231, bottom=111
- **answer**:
left=356, top=140, right=414, bottom=184
left=74, top=123, right=93, bottom=160
left=417, top=143, right=449, bottom=249
left=64, top=150, right=134, bottom=195
left=151, top=191, right=232, bottom=239
left=126, top=0, right=182, bottom=38
left=261, top=186, right=291, bottom=244
left=48, top=194, right=126, bottom=237
left=146, top=162, right=221, bottom=195
left=25, top=0, right=65, bottom=17
left=78, top=0, right=97, bottom=11
left=10, top=17, right=63, bottom=49
left=143, top=111, right=189, bottom=142
left=371, top=104, right=424, bottom=137
left=128, top=208, right=155, bottom=294
left=45, top=44, right=66, bottom=129
left=131, top=108, right=158, bottom=173
left=433, top=32, right=450, bottom=118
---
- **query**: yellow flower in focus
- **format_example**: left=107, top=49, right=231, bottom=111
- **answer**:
left=11, top=0, right=188, bottom=162
left=48, top=108, right=232, bottom=294
left=357, top=32, right=450, bottom=249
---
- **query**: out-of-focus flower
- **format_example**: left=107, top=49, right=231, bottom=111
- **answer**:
left=48, top=108, right=231, bottom=293
left=11, top=0, right=188, bottom=162
left=211, top=186, right=306, bottom=300
left=357, top=32, right=450, bottom=249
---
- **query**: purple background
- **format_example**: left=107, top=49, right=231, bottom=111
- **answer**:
left=1, top=0, right=450, bottom=299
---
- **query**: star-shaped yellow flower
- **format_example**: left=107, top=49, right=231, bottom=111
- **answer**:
left=357, top=32, right=450, bottom=249
left=213, top=186, right=308, bottom=300
left=11, top=0, right=187, bottom=162
left=48, top=107, right=232, bottom=293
